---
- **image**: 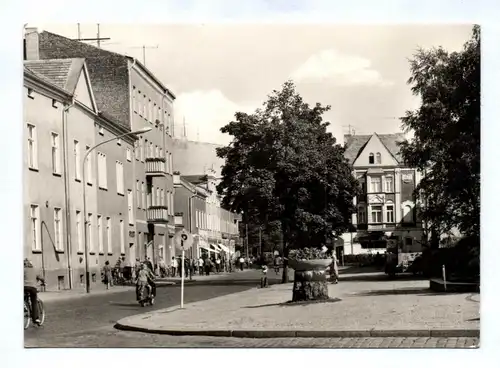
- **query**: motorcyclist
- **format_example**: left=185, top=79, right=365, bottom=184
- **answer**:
left=136, top=263, right=155, bottom=301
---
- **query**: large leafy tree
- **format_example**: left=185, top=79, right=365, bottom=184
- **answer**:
left=399, top=26, right=480, bottom=243
left=216, top=81, right=359, bottom=282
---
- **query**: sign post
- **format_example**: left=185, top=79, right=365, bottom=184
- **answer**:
left=174, top=229, right=193, bottom=309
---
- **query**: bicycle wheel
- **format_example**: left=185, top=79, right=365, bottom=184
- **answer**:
left=24, top=302, right=30, bottom=329
left=37, top=299, right=45, bottom=326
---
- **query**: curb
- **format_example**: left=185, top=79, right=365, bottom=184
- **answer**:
left=114, top=322, right=480, bottom=338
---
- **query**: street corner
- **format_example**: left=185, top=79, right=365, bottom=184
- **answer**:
left=114, top=304, right=192, bottom=332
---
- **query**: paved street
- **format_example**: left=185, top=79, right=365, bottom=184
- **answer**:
left=26, top=328, right=479, bottom=348
left=24, top=269, right=285, bottom=347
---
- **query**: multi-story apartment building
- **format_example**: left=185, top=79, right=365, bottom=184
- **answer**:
left=23, top=55, right=136, bottom=291
left=342, top=133, right=424, bottom=255
left=173, top=173, right=209, bottom=260
left=27, top=29, right=177, bottom=268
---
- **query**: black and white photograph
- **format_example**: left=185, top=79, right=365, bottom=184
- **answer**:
left=11, top=3, right=487, bottom=354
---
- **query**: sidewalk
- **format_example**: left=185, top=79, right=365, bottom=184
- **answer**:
left=39, top=280, right=175, bottom=303
left=116, top=276, right=480, bottom=338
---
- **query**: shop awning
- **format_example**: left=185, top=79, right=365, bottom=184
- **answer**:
left=218, top=243, right=230, bottom=253
left=209, top=244, right=220, bottom=253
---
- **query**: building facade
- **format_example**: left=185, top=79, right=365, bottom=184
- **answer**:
left=24, top=58, right=136, bottom=291
left=28, top=28, right=177, bottom=271
left=342, top=133, right=424, bottom=255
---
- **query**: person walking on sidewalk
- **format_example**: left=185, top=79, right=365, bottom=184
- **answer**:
left=329, top=253, right=339, bottom=284
left=239, top=257, right=245, bottom=271
left=215, top=257, right=221, bottom=273
left=204, top=257, right=212, bottom=276
left=171, top=257, right=178, bottom=278
left=103, top=261, right=113, bottom=289
left=198, top=257, right=204, bottom=276
left=260, top=264, right=269, bottom=288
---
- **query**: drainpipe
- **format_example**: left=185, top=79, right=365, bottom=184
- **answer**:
left=62, top=98, right=75, bottom=289
left=128, top=58, right=137, bottom=260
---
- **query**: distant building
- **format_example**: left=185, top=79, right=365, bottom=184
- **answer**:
left=342, top=133, right=425, bottom=255
left=172, top=139, right=225, bottom=177
left=24, top=58, right=136, bottom=291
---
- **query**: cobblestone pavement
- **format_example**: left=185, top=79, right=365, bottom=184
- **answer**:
left=25, top=328, right=479, bottom=348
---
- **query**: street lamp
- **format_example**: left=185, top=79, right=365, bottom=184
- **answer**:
left=82, top=126, right=152, bottom=293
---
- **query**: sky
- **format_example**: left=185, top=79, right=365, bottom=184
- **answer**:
left=36, top=23, right=474, bottom=145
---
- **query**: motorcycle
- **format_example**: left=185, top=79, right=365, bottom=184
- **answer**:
left=136, top=283, right=155, bottom=307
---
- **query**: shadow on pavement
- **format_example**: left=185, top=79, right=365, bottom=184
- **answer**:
left=339, top=266, right=383, bottom=275
left=351, top=287, right=473, bottom=297
left=242, top=297, right=342, bottom=309
left=339, top=273, right=428, bottom=282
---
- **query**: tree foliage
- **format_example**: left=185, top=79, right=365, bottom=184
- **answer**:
left=216, top=81, right=360, bottom=260
left=399, top=26, right=480, bottom=238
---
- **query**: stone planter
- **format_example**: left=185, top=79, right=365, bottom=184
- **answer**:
left=288, top=259, right=331, bottom=302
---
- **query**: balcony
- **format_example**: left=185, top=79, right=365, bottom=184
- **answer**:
left=146, top=205, right=169, bottom=223
left=145, top=157, right=167, bottom=177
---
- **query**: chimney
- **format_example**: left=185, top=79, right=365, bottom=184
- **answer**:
left=24, top=27, right=39, bottom=60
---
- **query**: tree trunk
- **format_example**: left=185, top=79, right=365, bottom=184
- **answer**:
left=292, top=270, right=329, bottom=302
left=281, top=243, right=289, bottom=284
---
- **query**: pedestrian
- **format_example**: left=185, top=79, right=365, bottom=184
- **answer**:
left=330, top=253, right=339, bottom=284
left=171, top=256, right=178, bottom=278
left=178, top=256, right=184, bottom=277
left=103, top=261, right=113, bottom=289
left=215, top=257, right=221, bottom=273
left=239, top=257, right=245, bottom=271
left=24, top=259, right=44, bottom=325
left=133, top=258, right=141, bottom=282
left=205, top=257, right=212, bottom=276
left=198, top=257, right=204, bottom=276
left=144, top=257, right=153, bottom=272
left=260, top=264, right=269, bottom=288
left=184, top=258, right=190, bottom=278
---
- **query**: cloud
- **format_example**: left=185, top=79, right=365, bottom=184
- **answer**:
left=173, top=90, right=258, bottom=145
left=290, top=49, right=393, bottom=87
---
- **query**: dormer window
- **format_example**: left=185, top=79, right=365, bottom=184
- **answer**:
left=369, top=153, right=374, bottom=164
left=376, top=152, right=382, bottom=164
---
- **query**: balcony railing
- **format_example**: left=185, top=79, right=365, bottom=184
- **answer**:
left=147, top=205, right=169, bottom=223
left=145, top=157, right=167, bottom=176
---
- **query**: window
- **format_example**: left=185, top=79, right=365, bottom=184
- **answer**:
left=159, top=147, right=163, bottom=159
left=369, top=153, right=374, bottom=164
left=30, top=204, right=40, bottom=251
left=141, top=182, right=146, bottom=209
left=196, top=210, right=199, bottom=228
left=27, top=124, right=38, bottom=169
left=127, top=190, right=134, bottom=224
left=370, top=176, right=381, bottom=192
left=371, top=205, right=383, bottom=223
left=386, top=205, right=394, bottom=223
left=160, top=189, right=165, bottom=206
left=148, top=99, right=152, bottom=122
left=97, top=215, right=103, bottom=254
left=54, top=208, right=63, bottom=251
left=117, top=138, right=122, bottom=146
left=76, top=210, right=83, bottom=253
left=155, top=145, right=159, bottom=158
left=136, top=180, right=141, bottom=208
left=98, top=126, right=104, bottom=135
left=138, top=91, right=142, bottom=116
left=51, top=132, right=61, bottom=174
left=149, top=142, right=154, bottom=158
left=74, top=140, right=81, bottom=180
left=169, top=153, right=173, bottom=174
left=403, top=205, right=414, bottom=223
left=144, top=139, right=148, bottom=159
left=27, top=88, right=34, bottom=99
left=376, top=152, right=382, bottom=164
left=385, top=176, right=394, bottom=192
left=106, top=217, right=112, bottom=254
left=134, top=141, right=139, bottom=160
left=86, top=145, right=93, bottom=184
left=357, top=206, right=366, bottom=224
left=116, top=161, right=124, bottom=195
left=140, top=139, right=144, bottom=162
left=156, top=187, right=160, bottom=206
left=97, top=152, right=107, bottom=189
left=158, top=107, right=162, bottom=124
left=120, top=219, right=125, bottom=254
left=126, top=147, right=132, bottom=162
left=143, top=95, right=147, bottom=117
left=132, top=87, right=137, bottom=112
left=88, top=213, right=94, bottom=253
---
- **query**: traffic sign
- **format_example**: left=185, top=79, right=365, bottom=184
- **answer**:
left=174, top=229, right=193, bottom=250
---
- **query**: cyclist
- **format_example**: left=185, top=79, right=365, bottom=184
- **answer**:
left=24, top=258, right=44, bottom=325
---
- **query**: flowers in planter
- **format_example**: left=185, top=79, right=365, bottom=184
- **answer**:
left=288, top=247, right=331, bottom=261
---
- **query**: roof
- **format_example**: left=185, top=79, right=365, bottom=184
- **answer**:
left=24, top=58, right=85, bottom=95
left=344, top=133, right=406, bottom=165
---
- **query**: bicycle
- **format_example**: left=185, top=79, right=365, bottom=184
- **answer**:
left=24, top=282, right=46, bottom=330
